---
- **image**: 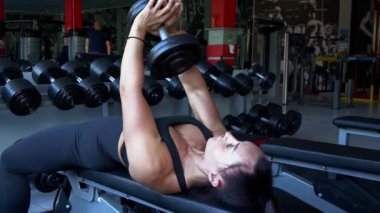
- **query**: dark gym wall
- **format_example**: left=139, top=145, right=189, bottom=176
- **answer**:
left=349, top=0, right=373, bottom=54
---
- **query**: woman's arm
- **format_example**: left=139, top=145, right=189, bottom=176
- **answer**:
left=120, top=0, right=179, bottom=186
left=166, top=0, right=225, bottom=135
left=179, top=66, right=227, bottom=135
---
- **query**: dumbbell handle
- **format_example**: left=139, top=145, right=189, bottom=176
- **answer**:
left=254, top=72, right=264, bottom=79
left=159, top=26, right=169, bottom=40
left=103, top=72, right=117, bottom=83
left=229, top=123, right=242, bottom=132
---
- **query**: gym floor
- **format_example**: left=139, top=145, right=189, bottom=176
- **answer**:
left=27, top=101, right=380, bottom=213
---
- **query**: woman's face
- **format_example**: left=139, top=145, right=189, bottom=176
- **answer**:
left=204, top=132, right=264, bottom=174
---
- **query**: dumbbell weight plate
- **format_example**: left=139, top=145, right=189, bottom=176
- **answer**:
left=268, top=113, right=289, bottom=138
left=147, top=34, right=202, bottom=79
left=48, top=77, right=84, bottom=110
left=214, top=61, right=233, bottom=75
left=79, top=76, right=110, bottom=108
left=234, top=73, right=253, bottom=96
left=34, top=173, right=59, bottom=193
left=32, top=60, right=66, bottom=84
left=126, top=0, right=146, bottom=30
left=285, top=110, right=302, bottom=135
left=1, top=78, right=41, bottom=116
left=249, top=104, right=268, bottom=119
left=110, top=78, right=120, bottom=102
left=143, top=76, right=164, bottom=106
left=167, top=77, right=186, bottom=99
left=90, top=58, right=120, bottom=81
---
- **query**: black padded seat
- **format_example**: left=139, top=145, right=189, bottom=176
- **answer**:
left=78, top=169, right=257, bottom=213
left=261, top=138, right=380, bottom=174
left=333, top=116, right=380, bottom=132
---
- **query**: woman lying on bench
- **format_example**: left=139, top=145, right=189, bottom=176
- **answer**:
left=0, top=0, right=277, bottom=212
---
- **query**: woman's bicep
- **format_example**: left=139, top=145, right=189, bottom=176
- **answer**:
left=120, top=89, right=159, bottom=140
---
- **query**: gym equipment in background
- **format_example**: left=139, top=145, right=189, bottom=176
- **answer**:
left=32, top=60, right=84, bottom=110
left=61, top=61, right=110, bottom=108
left=197, top=60, right=237, bottom=97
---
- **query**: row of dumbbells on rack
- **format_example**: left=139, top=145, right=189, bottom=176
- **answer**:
left=0, top=58, right=276, bottom=116
left=223, top=103, right=302, bottom=138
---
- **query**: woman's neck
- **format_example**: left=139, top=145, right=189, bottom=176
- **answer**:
left=183, top=147, right=210, bottom=187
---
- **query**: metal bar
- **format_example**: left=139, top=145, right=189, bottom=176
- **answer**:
left=282, top=32, right=290, bottom=105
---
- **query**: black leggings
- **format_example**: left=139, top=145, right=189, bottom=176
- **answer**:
left=0, top=116, right=124, bottom=212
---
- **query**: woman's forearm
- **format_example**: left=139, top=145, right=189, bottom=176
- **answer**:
left=120, top=24, right=146, bottom=95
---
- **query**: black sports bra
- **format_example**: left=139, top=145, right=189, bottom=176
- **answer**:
left=120, top=116, right=213, bottom=192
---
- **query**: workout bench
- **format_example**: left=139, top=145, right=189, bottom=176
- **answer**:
left=261, top=138, right=380, bottom=213
left=54, top=170, right=256, bottom=213
left=333, top=116, right=380, bottom=145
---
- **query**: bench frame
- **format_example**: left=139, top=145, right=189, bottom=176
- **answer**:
left=270, top=155, right=380, bottom=213
left=338, top=127, right=380, bottom=145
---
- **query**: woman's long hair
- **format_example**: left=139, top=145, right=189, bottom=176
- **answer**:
left=216, top=157, right=280, bottom=212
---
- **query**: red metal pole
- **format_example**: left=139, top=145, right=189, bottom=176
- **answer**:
left=65, top=0, right=83, bottom=33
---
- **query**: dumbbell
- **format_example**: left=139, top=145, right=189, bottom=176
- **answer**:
left=0, top=59, right=41, bottom=116
left=165, top=77, right=186, bottom=99
left=61, top=61, right=110, bottom=108
left=197, top=60, right=237, bottom=97
left=213, top=60, right=253, bottom=96
left=248, top=104, right=289, bottom=138
left=223, top=115, right=255, bottom=135
left=249, top=64, right=276, bottom=90
left=33, top=60, right=84, bottom=110
left=16, top=59, right=33, bottom=72
left=91, top=58, right=164, bottom=106
left=266, top=102, right=302, bottom=135
left=237, top=113, right=271, bottom=136
left=90, top=58, right=122, bottom=101
left=127, top=0, right=202, bottom=79
left=143, top=75, right=164, bottom=106
left=34, top=172, right=64, bottom=193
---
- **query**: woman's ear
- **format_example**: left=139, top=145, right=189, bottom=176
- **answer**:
left=208, top=171, right=221, bottom=188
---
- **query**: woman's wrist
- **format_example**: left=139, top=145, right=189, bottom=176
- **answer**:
left=129, top=23, right=146, bottom=39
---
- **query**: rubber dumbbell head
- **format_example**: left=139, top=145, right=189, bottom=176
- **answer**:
left=0, top=59, right=41, bottom=115
left=234, top=73, right=254, bottom=96
left=62, top=61, right=109, bottom=108
left=166, top=77, right=186, bottom=99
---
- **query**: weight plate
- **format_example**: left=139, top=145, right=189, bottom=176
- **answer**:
left=147, top=34, right=202, bottom=79
left=286, top=110, right=302, bottom=135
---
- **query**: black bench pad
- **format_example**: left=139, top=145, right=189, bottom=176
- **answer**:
left=333, top=116, right=380, bottom=132
left=78, top=169, right=257, bottom=213
left=261, top=138, right=380, bottom=174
